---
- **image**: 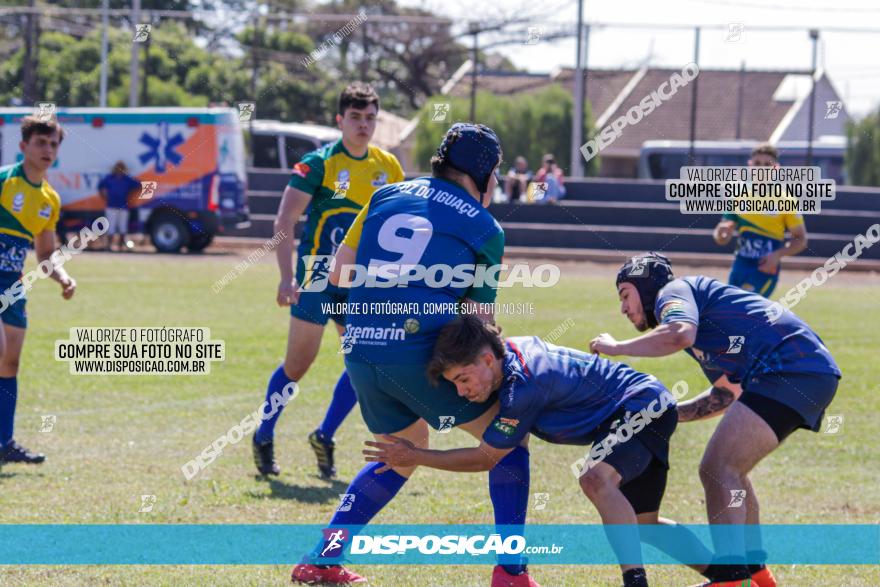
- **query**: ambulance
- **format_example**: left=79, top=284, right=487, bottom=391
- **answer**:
left=0, top=107, right=249, bottom=252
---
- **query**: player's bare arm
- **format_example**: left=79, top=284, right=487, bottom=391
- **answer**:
left=760, top=223, right=807, bottom=273
left=590, top=321, right=696, bottom=357
left=677, top=375, right=743, bottom=422
left=274, top=185, right=312, bottom=306
left=364, top=435, right=511, bottom=473
left=713, top=219, right=736, bottom=245
left=34, top=230, right=75, bottom=299
left=329, top=242, right=355, bottom=287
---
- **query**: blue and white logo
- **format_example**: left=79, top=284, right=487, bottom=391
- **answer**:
left=139, top=122, right=184, bottom=173
left=319, top=528, right=349, bottom=558
left=438, top=416, right=456, bottom=433
left=726, top=336, right=745, bottom=354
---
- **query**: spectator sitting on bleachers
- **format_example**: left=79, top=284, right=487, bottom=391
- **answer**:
left=530, top=153, right=566, bottom=204
left=504, top=156, right=532, bottom=202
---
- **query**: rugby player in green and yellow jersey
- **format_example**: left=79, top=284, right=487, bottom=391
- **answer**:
left=252, top=83, right=404, bottom=479
left=0, top=115, right=76, bottom=466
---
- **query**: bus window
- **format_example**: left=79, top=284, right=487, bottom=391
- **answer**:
left=820, top=157, right=845, bottom=184
left=778, top=155, right=807, bottom=167
left=253, top=134, right=281, bottom=168
left=704, top=153, right=747, bottom=167
left=648, top=153, right=687, bottom=179
left=284, top=136, right=318, bottom=169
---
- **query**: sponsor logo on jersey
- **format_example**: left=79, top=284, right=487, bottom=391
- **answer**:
left=343, top=323, right=406, bottom=346
left=12, top=193, right=24, bottom=213
left=492, top=419, right=516, bottom=436
left=371, top=171, right=388, bottom=187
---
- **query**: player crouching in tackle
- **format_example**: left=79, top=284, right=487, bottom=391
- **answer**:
left=590, top=252, right=841, bottom=587
left=0, top=115, right=76, bottom=466
left=365, top=315, right=716, bottom=587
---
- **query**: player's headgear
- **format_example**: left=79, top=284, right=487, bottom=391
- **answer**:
left=616, top=252, right=674, bottom=328
left=435, top=123, right=502, bottom=205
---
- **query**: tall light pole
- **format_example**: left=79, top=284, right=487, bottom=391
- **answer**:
left=806, top=29, right=819, bottom=166
left=99, top=0, right=109, bottom=107
left=570, top=0, right=586, bottom=178
left=687, top=27, right=700, bottom=165
left=468, top=21, right=479, bottom=122
left=129, top=0, right=141, bottom=107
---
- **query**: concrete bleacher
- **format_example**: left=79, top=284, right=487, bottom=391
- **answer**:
left=232, top=170, right=880, bottom=267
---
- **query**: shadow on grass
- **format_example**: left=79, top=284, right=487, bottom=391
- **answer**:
left=247, top=476, right=350, bottom=504
left=0, top=470, right=44, bottom=479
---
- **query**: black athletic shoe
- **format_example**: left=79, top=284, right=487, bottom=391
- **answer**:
left=252, top=435, right=280, bottom=476
left=0, top=440, right=45, bottom=464
left=308, top=430, right=336, bottom=479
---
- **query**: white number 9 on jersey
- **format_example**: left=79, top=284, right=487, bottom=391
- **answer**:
left=368, top=213, right=434, bottom=270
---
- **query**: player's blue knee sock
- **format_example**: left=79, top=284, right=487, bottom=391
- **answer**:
left=0, top=376, right=17, bottom=447
left=489, top=446, right=530, bottom=575
left=328, top=462, right=408, bottom=526
left=316, top=371, right=357, bottom=440
left=254, top=365, right=294, bottom=444
left=307, top=462, right=408, bottom=564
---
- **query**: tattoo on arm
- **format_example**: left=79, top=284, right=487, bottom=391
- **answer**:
left=677, top=386, right=736, bottom=421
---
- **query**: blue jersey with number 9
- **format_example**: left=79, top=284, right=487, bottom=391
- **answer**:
left=340, top=177, right=504, bottom=364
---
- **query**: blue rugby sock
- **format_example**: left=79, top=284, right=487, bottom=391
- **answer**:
left=490, top=445, right=530, bottom=575
left=316, top=371, right=357, bottom=440
left=0, top=376, right=17, bottom=447
left=254, top=365, right=295, bottom=444
left=307, top=462, right=408, bottom=564
left=329, top=462, right=408, bottom=526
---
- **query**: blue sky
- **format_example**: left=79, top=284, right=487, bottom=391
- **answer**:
left=401, top=0, right=880, bottom=119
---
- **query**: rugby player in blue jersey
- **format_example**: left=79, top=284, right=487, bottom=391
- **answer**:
left=365, top=314, right=720, bottom=587
left=590, top=252, right=841, bottom=587
left=291, top=124, right=539, bottom=587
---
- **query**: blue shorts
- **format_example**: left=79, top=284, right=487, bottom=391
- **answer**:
left=0, top=275, right=27, bottom=329
left=592, top=406, right=678, bottom=514
left=290, top=285, right=347, bottom=326
left=728, top=256, right=779, bottom=297
left=345, top=359, right=497, bottom=434
left=741, top=371, right=839, bottom=434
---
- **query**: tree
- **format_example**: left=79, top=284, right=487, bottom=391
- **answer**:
left=846, top=109, right=880, bottom=186
left=413, top=84, right=599, bottom=176
left=0, top=21, right=332, bottom=121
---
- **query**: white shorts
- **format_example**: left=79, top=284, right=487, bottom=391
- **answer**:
left=105, top=208, right=129, bottom=235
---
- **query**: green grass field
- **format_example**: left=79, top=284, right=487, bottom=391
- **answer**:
left=2, top=250, right=878, bottom=586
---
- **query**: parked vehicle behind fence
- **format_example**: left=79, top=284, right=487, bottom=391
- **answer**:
left=0, top=107, right=250, bottom=253
left=247, top=119, right=342, bottom=170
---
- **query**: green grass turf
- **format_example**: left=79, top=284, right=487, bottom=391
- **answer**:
left=1, top=251, right=878, bottom=586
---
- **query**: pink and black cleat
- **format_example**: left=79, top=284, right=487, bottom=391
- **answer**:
left=291, top=563, right=367, bottom=585
left=491, top=565, right=541, bottom=587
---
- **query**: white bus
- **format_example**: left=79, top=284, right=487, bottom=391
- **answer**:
left=637, top=138, right=846, bottom=184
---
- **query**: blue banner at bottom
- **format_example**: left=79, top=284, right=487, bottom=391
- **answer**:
left=0, top=524, right=876, bottom=565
